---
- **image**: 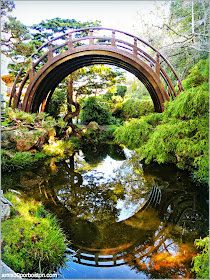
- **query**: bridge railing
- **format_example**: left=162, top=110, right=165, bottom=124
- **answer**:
left=10, top=27, right=184, bottom=108
left=66, top=245, right=127, bottom=267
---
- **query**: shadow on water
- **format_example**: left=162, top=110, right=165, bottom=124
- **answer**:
left=1, top=143, right=209, bottom=279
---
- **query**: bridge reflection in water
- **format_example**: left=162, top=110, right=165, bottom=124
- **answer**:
left=66, top=185, right=162, bottom=268
left=1, top=144, right=208, bottom=278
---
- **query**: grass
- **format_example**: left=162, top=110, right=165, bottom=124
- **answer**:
left=1, top=193, right=68, bottom=274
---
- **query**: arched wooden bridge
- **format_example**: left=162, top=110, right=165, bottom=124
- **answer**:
left=9, top=27, right=184, bottom=113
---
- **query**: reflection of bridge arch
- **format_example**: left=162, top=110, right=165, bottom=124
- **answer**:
left=9, top=27, right=184, bottom=113
left=67, top=245, right=128, bottom=267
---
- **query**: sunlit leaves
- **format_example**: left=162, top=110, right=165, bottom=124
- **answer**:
left=192, top=236, right=209, bottom=279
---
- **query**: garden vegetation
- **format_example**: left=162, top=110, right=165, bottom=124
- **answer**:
left=1, top=192, right=68, bottom=274
left=114, top=58, right=209, bottom=184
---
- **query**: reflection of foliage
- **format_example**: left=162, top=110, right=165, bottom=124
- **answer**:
left=58, top=179, right=124, bottom=223
left=82, top=142, right=126, bottom=164
left=124, top=222, right=197, bottom=279
left=82, top=143, right=108, bottom=164
left=1, top=143, right=208, bottom=278
left=108, top=144, right=126, bottom=161
left=192, top=236, right=209, bottom=279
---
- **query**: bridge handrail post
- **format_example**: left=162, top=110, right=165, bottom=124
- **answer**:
left=155, top=51, right=160, bottom=77
left=68, top=33, right=73, bottom=50
left=29, top=68, right=34, bottom=83
left=111, top=31, right=116, bottom=47
left=133, top=37, right=138, bottom=56
left=177, top=80, right=182, bottom=94
left=48, top=42, right=53, bottom=61
left=9, top=66, right=24, bottom=107
left=95, top=254, right=99, bottom=266
left=89, top=28, right=94, bottom=46
left=113, top=254, right=117, bottom=265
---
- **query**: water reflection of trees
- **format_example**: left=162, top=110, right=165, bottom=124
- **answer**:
left=1, top=145, right=209, bottom=279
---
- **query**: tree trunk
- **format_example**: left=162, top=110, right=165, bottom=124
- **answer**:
left=67, top=73, right=74, bottom=124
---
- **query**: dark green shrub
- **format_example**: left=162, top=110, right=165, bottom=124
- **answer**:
left=116, top=85, right=127, bottom=98
left=48, top=89, right=66, bottom=118
left=2, top=193, right=68, bottom=274
left=80, top=96, right=116, bottom=124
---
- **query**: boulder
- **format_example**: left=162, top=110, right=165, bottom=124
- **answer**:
left=16, top=130, right=47, bottom=152
left=16, top=138, right=38, bottom=152
left=81, top=127, right=88, bottom=134
left=87, top=121, right=100, bottom=131
left=1, top=196, right=12, bottom=221
left=1, top=131, right=17, bottom=149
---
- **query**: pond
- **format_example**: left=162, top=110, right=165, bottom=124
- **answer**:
left=1, top=142, right=209, bottom=279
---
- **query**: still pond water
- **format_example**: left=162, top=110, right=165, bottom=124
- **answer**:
left=2, top=143, right=209, bottom=279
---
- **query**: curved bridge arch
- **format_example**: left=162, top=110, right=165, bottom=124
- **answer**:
left=9, top=27, right=184, bottom=113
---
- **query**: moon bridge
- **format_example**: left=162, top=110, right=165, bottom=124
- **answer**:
left=9, top=27, right=184, bottom=113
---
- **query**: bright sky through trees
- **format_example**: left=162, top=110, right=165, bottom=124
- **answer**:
left=11, top=1, right=157, bottom=31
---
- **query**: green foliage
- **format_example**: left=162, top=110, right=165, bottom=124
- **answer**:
left=115, top=58, right=209, bottom=183
left=2, top=193, right=68, bottom=274
left=80, top=96, right=116, bottom=125
left=73, top=65, right=126, bottom=98
left=192, top=236, right=209, bottom=279
left=163, top=82, right=209, bottom=120
left=100, top=125, right=120, bottom=140
left=5, top=108, right=66, bottom=132
left=120, top=99, right=155, bottom=119
left=30, top=18, right=101, bottom=47
left=1, top=149, right=45, bottom=172
left=42, top=139, right=77, bottom=157
left=116, top=85, right=127, bottom=98
left=114, top=113, right=162, bottom=150
left=1, top=16, right=35, bottom=75
left=48, top=89, right=66, bottom=118
left=5, top=108, right=45, bottom=125
left=182, top=59, right=209, bottom=90
left=125, top=79, right=150, bottom=100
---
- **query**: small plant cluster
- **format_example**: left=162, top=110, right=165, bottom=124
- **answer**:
left=192, top=236, right=209, bottom=279
left=1, top=192, right=68, bottom=274
left=114, top=58, right=209, bottom=183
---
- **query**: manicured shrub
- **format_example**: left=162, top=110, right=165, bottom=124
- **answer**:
left=80, top=96, right=116, bottom=124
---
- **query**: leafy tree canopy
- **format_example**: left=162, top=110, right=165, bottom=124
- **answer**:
left=30, top=17, right=101, bottom=48
left=135, top=1, right=209, bottom=80
left=2, top=15, right=101, bottom=75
